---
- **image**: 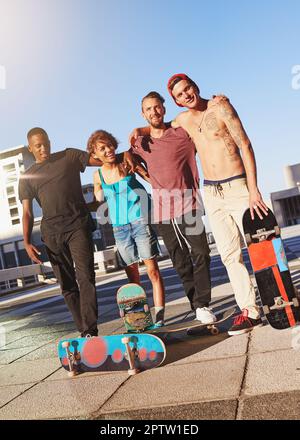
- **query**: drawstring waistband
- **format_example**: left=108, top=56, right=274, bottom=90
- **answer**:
left=203, top=173, right=246, bottom=186
left=203, top=173, right=246, bottom=199
left=215, top=183, right=224, bottom=198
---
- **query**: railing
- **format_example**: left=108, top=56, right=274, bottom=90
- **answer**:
left=0, top=248, right=122, bottom=296
left=0, top=243, right=169, bottom=297
left=0, top=262, right=56, bottom=295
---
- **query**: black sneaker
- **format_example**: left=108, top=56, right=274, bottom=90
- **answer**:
left=228, top=310, right=263, bottom=336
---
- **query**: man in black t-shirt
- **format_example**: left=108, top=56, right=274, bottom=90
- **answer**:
left=18, top=127, right=134, bottom=337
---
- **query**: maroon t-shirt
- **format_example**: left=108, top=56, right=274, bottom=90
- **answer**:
left=132, top=127, right=204, bottom=222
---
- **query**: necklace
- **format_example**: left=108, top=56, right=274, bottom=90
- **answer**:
left=198, top=109, right=207, bottom=132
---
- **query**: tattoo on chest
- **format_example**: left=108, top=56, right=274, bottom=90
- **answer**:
left=205, top=112, right=219, bottom=131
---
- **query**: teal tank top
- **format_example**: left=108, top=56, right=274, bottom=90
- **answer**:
left=98, top=168, right=150, bottom=227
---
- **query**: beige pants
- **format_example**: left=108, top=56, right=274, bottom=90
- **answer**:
left=203, top=177, right=260, bottom=319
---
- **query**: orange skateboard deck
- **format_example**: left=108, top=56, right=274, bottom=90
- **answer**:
left=243, top=208, right=300, bottom=329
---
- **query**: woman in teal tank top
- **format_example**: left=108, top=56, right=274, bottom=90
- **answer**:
left=87, top=130, right=165, bottom=326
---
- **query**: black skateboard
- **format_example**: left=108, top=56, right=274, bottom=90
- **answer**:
left=243, top=208, right=300, bottom=329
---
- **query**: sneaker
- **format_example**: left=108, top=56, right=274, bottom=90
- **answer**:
left=195, top=307, right=217, bottom=324
left=228, top=310, right=263, bottom=336
left=81, top=331, right=98, bottom=338
left=153, top=321, right=164, bottom=329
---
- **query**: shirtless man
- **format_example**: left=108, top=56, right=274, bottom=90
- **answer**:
left=168, top=73, right=270, bottom=335
left=132, top=74, right=268, bottom=335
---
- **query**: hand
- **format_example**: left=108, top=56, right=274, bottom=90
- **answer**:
left=25, top=243, right=42, bottom=264
left=212, top=94, right=230, bottom=104
left=135, top=164, right=150, bottom=182
left=249, top=190, right=269, bottom=220
left=123, top=151, right=136, bottom=174
left=128, top=128, right=141, bottom=148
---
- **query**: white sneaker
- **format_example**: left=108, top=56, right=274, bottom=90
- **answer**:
left=195, top=307, right=217, bottom=324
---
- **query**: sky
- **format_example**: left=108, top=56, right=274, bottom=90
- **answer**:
left=0, top=0, right=299, bottom=201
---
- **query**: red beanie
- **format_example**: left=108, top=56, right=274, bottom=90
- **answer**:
left=167, top=73, right=200, bottom=107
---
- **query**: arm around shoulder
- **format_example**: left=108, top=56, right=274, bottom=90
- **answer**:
left=171, top=111, right=188, bottom=129
left=93, top=170, right=104, bottom=202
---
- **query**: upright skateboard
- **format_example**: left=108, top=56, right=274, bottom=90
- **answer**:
left=58, top=333, right=166, bottom=377
left=117, top=283, right=154, bottom=332
left=242, top=208, right=300, bottom=329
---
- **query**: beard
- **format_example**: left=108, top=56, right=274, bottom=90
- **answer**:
left=149, top=118, right=164, bottom=129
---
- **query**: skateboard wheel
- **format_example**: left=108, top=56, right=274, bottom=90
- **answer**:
left=122, top=337, right=130, bottom=344
left=68, top=370, right=78, bottom=378
left=62, top=341, right=70, bottom=349
left=263, top=305, right=270, bottom=315
left=144, top=304, right=149, bottom=312
left=120, top=310, right=125, bottom=318
left=293, top=298, right=299, bottom=307
left=210, top=327, right=219, bottom=335
left=245, top=233, right=252, bottom=245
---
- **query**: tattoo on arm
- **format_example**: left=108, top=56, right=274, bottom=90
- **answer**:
left=223, top=128, right=238, bottom=156
left=219, top=103, right=248, bottom=148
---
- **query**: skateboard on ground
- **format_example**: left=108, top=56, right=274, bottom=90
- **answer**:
left=117, top=283, right=154, bottom=332
left=242, top=207, right=300, bottom=329
left=58, top=333, right=166, bottom=377
left=148, top=307, right=236, bottom=336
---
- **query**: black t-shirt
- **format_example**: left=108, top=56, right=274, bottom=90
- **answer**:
left=18, top=148, right=93, bottom=236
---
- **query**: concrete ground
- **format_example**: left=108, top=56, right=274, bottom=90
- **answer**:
left=0, top=226, right=300, bottom=420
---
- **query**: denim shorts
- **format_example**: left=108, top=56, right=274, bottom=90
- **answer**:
left=113, top=219, right=160, bottom=267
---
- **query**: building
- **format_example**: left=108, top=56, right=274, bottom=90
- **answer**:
left=271, top=163, right=300, bottom=227
left=0, top=145, right=115, bottom=269
left=0, top=145, right=42, bottom=268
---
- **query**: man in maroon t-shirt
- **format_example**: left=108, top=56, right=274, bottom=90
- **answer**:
left=130, top=92, right=216, bottom=324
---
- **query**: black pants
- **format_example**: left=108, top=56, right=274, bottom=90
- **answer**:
left=157, top=211, right=211, bottom=310
left=42, top=227, right=98, bottom=336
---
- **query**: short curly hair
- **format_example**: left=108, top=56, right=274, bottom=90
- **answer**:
left=87, top=130, right=119, bottom=154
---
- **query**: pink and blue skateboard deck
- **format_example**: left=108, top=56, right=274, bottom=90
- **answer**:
left=58, top=333, right=166, bottom=376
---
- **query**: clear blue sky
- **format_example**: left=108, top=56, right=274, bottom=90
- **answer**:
left=0, top=0, right=299, bottom=200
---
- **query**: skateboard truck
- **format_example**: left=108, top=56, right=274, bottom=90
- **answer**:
left=121, top=337, right=140, bottom=375
left=62, top=341, right=79, bottom=377
left=263, top=296, right=300, bottom=314
left=246, top=226, right=280, bottom=244
left=187, top=322, right=220, bottom=336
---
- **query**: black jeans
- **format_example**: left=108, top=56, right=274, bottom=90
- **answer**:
left=157, top=211, right=211, bottom=310
left=42, top=227, right=98, bottom=336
